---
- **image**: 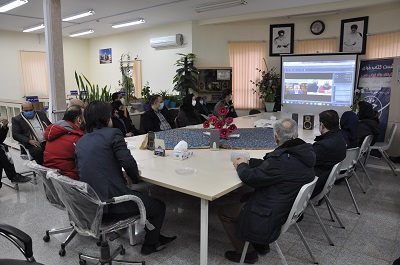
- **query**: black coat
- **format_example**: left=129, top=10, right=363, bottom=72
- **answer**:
left=112, top=116, right=143, bottom=136
left=141, top=107, right=175, bottom=133
left=357, top=119, right=380, bottom=147
left=235, top=138, right=316, bottom=244
left=177, top=108, right=202, bottom=127
left=11, top=111, right=51, bottom=147
left=312, top=128, right=346, bottom=197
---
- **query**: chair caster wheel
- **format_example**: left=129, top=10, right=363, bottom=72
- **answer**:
left=96, top=241, right=101, bottom=247
left=120, top=246, right=126, bottom=255
left=79, top=260, right=86, bottom=265
left=59, top=249, right=66, bottom=256
left=43, top=235, right=50, bottom=242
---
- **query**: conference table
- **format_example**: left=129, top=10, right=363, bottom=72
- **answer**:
left=126, top=112, right=319, bottom=265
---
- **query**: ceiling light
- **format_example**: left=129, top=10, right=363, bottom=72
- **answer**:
left=112, top=18, right=145, bottom=29
left=195, top=0, right=247, bottom=13
left=62, top=9, right=95, bottom=22
left=69, top=29, right=94, bottom=37
left=0, top=0, right=28, bottom=12
left=22, top=23, right=44, bottom=33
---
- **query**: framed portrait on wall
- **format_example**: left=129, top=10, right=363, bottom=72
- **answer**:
left=339, top=16, right=369, bottom=54
left=99, top=48, right=112, bottom=64
left=269, top=23, right=294, bottom=56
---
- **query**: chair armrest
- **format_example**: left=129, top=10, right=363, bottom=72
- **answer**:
left=0, top=223, right=33, bottom=259
left=105, top=195, right=155, bottom=230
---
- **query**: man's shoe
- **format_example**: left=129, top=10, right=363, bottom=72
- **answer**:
left=10, top=174, right=31, bottom=183
left=159, top=234, right=177, bottom=245
left=252, top=243, right=270, bottom=255
left=224, top=250, right=258, bottom=264
left=140, top=235, right=177, bottom=255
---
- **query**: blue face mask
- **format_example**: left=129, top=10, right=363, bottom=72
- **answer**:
left=23, top=111, right=35, bottom=119
left=158, top=102, right=164, bottom=110
left=200, top=100, right=204, bottom=105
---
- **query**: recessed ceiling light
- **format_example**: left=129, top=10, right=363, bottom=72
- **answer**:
left=69, top=29, right=94, bottom=37
left=62, top=10, right=95, bottom=22
left=112, top=18, right=145, bottom=29
left=22, top=23, right=45, bottom=33
left=0, top=0, right=28, bottom=13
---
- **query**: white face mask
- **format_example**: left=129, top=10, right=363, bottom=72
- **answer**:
left=192, top=100, right=196, bottom=107
left=119, top=98, right=125, bottom=105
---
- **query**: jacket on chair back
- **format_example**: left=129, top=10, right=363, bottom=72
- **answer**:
left=235, top=138, right=316, bottom=245
left=43, top=120, right=85, bottom=180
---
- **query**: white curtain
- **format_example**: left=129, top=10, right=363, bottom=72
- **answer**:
left=365, top=31, right=400, bottom=59
left=295, top=38, right=337, bottom=54
left=20, top=51, right=49, bottom=97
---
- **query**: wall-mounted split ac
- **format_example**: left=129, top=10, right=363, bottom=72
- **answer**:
left=150, top=34, right=183, bottom=48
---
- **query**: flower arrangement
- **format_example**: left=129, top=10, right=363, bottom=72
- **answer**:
left=203, top=106, right=237, bottom=139
left=251, top=58, right=280, bottom=103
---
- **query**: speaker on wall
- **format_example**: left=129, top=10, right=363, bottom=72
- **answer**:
left=303, top=115, right=314, bottom=130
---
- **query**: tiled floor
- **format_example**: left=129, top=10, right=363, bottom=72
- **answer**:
left=1, top=149, right=400, bottom=265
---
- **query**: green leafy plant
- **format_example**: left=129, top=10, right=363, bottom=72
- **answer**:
left=74, top=71, right=111, bottom=103
left=173, top=53, right=199, bottom=96
left=351, top=88, right=364, bottom=112
left=141, top=82, right=152, bottom=104
left=118, top=53, right=135, bottom=105
left=168, top=94, right=182, bottom=107
left=251, top=58, right=280, bottom=103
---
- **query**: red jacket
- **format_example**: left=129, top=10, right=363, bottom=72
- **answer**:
left=43, top=120, right=85, bottom=180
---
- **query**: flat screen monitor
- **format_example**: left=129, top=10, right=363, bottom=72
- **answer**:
left=281, top=53, right=358, bottom=115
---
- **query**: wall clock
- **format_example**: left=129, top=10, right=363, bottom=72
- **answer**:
left=310, top=20, right=325, bottom=35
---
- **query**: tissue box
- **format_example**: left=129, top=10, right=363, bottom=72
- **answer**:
left=173, top=150, right=194, bottom=160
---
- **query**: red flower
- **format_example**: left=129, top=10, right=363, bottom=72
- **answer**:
left=225, top=117, right=233, bottom=124
left=215, top=121, right=225, bottom=129
left=218, top=106, right=228, bottom=116
left=228, top=124, right=237, bottom=132
left=271, top=85, right=276, bottom=89
left=203, top=120, right=210, bottom=128
left=220, top=128, right=230, bottom=139
left=209, top=116, right=218, bottom=124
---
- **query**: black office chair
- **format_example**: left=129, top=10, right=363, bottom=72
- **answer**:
left=248, top=109, right=261, bottom=115
left=174, top=117, right=181, bottom=128
left=0, top=223, right=44, bottom=265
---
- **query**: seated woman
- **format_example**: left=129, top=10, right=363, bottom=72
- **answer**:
left=213, top=89, right=238, bottom=118
left=177, top=93, right=202, bottom=127
left=195, top=96, right=211, bottom=122
left=357, top=101, right=380, bottom=146
left=340, top=111, right=359, bottom=149
left=111, top=101, right=143, bottom=137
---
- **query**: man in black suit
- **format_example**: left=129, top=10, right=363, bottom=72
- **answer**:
left=11, top=101, right=51, bottom=165
left=141, top=94, right=175, bottom=133
left=0, top=117, right=31, bottom=184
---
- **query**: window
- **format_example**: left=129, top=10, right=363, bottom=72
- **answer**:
left=365, top=31, right=400, bottom=59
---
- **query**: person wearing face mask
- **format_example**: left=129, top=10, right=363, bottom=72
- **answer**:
left=111, top=92, right=130, bottom=120
left=213, top=89, right=238, bottom=118
left=111, top=101, right=143, bottom=137
left=310, top=110, right=346, bottom=198
left=177, top=93, right=202, bottom=127
left=141, top=94, right=175, bottom=133
left=11, top=101, right=51, bottom=165
left=195, top=97, right=212, bottom=122
left=43, top=105, right=85, bottom=180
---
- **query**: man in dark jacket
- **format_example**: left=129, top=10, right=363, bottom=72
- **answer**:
left=311, top=110, right=347, bottom=198
left=11, top=101, right=51, bottom=165
left=219, top=118, right=316, bottom=263
left=75, top=101, right=176, bottom=255
left=0, top=117, right=31, bottom=184
left=141, top=94, right=175, bottom=133
left=213, top=89, right=238, bottom=118
left=43, top=105, right=85, bottom=180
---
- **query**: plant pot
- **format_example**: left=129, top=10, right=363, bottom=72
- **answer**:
left=169, top=101, right=176, bottom=108
left=264, top=102, right=275, bottom=112
left=164, top=99, right=170, bottom=107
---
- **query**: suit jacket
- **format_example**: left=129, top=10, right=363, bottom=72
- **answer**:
left=141, top=106, right=175, bottom=133
left=75, top=127, right=140, bottom=214
left=0, top=126, right=8, bottom=144
left=11, top=111, right=51, bottom=148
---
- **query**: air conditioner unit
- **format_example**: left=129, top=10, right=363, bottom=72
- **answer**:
left=150, top=34, right=183, bottom=48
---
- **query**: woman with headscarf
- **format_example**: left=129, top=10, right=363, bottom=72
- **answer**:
left=177, top=93, right=202, bottom=127
left=195, top=96, right=211, bottom=122
left=340, top=111, right=359, bottom=149
left=357, top=101, right=380, bottom=146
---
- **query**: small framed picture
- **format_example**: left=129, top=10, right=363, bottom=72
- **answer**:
left=270, top=23, right=294, bottom=56
left=99, top=48, right=112, bottom=64
left=339, top=16, right=369, bottom=54
left=217, top=69, right=231, bottom=80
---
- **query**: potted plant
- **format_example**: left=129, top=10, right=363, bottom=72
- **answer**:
left=173, top=53, right=199, bottom=96
left=119, top=53, right=135, bottom=105
left=141, top=82, right=152, bottom=111
left=168, top=94, right=181, bottom=108
left=159, top=89, right=170, bottom=107
left=75, top=71, right=111, bottom=103
left=251, top=59, right=280, bottom=112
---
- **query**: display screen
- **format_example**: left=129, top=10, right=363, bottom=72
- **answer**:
left=281, top=53, right=358, bottom=115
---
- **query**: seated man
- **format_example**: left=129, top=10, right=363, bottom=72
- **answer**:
left=311, top=110, right=346, bottom=197
left=43, top=105, right=85, bottom=180
left=219, top=118, right=316, bottom=263
left=111, top=100, right=143, bottom=137
left=0, top=117, right=31, bottom=184
left=213, top=89, right=238, bottom=118
left=12, top=101, right=51, bottom=165
left=75, top=100, right=176, bottom=255
left=141, top=94, right=175, bottom=133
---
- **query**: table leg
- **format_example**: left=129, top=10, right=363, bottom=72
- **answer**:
left=200, top=198, right=208, bottom=265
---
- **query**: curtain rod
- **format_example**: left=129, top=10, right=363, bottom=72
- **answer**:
left=227, top=40, right=266, bottom=43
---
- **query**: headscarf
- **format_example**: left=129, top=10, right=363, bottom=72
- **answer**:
left=340, top=111, right=359, bottom=148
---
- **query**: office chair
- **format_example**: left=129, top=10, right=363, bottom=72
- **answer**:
left=368, top=123, right=397, bottom=176
left=309, top=162, right=345, bottom=246
left=239, top=177, right=319, bottom=265
left=248, top=109, right=261, bottom=115
left=19, top=144, right=37, bottom=185
left=49, top=171, right=152, bottom=265
left=357, top=135, right=374, bottom=186
left=25, top=161, right=77, bottom=257
left=174, top=117, right=181, bottom=128
left=0, top=223, right=44, bottom=265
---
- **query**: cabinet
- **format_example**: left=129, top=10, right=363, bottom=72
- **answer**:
left=197, top=68, right=232, bottom=103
